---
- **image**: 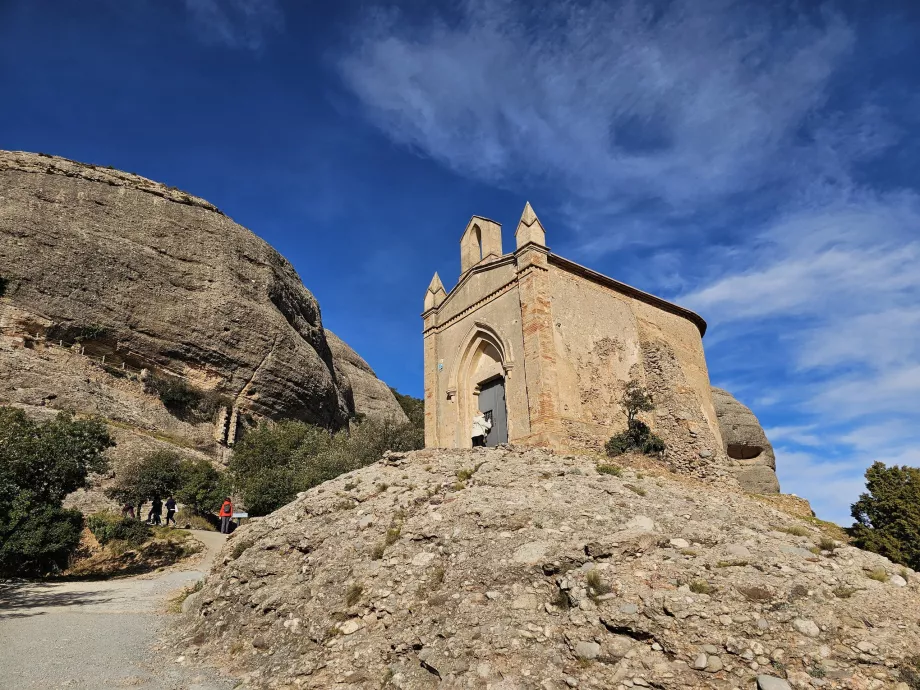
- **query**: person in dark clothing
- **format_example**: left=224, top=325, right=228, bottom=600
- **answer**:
left=164, top=496, right=177, bottom=526
left=149, top=496, right=163, bottom=526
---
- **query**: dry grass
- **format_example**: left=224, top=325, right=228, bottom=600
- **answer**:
left=867, top=567, right=889, bottom=582
left=596, top=464, right=622, bottom=477
left=345, top=582, right=363, bottom=606
left=780, top=525, right=810, bottom=537
left=689, top=579, right=715, bottom=595
left=625, top=483, right=647, bottom=496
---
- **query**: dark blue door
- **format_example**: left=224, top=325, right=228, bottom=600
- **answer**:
left=478, top=378, right=508, bottom=446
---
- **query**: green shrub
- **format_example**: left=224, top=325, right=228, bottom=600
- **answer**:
left=229, top=416, right=423, bottom=517
left=390, top=388, right=424, bottom=430
left=87, top=512, right=150, bottom=546
left=105, top=450, right=185, bottom=510
left=850, top=462, right=920, bottom=570
left=0, top=506, right=84, bottom=576
left=605, top=380, right=666, bottom=457
left=177, top=458, right=228, bottom=515
left=0, top=407, right=113, bottom=576
left=596, top=464, right=622, bottom=476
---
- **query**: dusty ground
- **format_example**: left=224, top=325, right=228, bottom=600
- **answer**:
left=0, top=530, right=235, bottom=690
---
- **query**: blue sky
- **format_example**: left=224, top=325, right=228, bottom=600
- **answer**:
left=2, top=0, right=918, bottom=525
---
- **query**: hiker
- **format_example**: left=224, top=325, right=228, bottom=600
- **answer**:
left=471, top=411, right=491, bottom=447
left=164, top=496, right=177, bottom=526
left=121, top=502, right=135, bottom=519
left=219, top=497, right=233, bottom=534
left=148, top=496, right=163, bottom=526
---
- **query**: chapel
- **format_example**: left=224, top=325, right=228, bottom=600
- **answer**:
left=422, top=203, right=727, bottom=473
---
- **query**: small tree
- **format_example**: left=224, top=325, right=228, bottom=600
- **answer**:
left=605, top=380, right=665, bottom=457
left=850, top=462, right=920, bottom=570
left=177, top=458, right=229, bottom=515
left=0, top=407, right=114, bottom=576
left=105, top=450, right=185, bottom=515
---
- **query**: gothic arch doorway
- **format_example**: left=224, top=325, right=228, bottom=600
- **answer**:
left=451, top=324, right=513, bottom=448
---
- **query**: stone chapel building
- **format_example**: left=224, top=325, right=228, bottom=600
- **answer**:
left=422, top=203, right=728, bottom=476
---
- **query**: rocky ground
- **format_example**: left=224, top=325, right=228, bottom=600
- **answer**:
left=181, top=446, right=920, bottom=689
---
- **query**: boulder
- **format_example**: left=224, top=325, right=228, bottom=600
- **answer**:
left=711, top=387, right=780, bottom=493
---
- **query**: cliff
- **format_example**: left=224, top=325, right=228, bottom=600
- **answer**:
left=0, top=150, right=404, bottom=506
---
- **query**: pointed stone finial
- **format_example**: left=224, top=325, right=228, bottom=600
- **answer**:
left=515, top=201, right=546, bottom=249
left=427, top=272, right=445, bottom=294
left=424, top=272, right=447, bottom=311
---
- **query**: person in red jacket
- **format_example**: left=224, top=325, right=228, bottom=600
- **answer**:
left=219, top=497, right=233, bottom=534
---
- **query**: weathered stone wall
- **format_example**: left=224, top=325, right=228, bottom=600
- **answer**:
left=425, top=268, right=528, bottom=447
left=546, top=265, right=726, bottom=477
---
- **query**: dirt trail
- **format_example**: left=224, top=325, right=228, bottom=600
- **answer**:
left=0, top=530, right=233, bottom=690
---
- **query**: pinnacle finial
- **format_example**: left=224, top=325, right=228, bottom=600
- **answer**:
left=427, top=272, right=445, bottom=294
left=520, top=201, right=538, bottom=227
left=515, top=201, right=546, bottom=249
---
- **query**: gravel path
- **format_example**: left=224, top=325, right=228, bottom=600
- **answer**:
left=0, top=530, right=235, bottom=690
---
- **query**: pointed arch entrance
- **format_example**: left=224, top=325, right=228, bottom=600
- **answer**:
left=449, top=322, right=514, bottom=448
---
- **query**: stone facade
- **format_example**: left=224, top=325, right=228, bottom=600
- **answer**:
left=423, top=204, right=728, bottom=478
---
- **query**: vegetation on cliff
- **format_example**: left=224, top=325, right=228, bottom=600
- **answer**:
left=605, top=380, right=666, bottom=457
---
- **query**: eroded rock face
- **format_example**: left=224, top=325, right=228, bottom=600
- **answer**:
left=0, top=150, right=351, bottom=427
left=712, top=387, right=780, bottom=494
left=326, top=331, right=407, bottom=422
left=182, top=447, right=920, bottom=689
left=0, top=150, right=397, bottom=507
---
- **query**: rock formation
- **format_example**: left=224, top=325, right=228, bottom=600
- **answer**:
left=712, top=387, right=780, bottom=494
left=326, top=331, right=407, bottom=423
left=182, top=447, right=920, bottom=690
left=0, top=150, right=403, bottom=506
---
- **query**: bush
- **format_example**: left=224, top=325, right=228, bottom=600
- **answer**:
left=229, top=416, right=424, bottom=517
left=605, top=380, right=665, bottom=457
left=850, top=462, right=920, bottom=570
left=606, top=419, right=666, bottom=457
left=0, top=407, right=113, bottom=576
left=0, top=506, right=84, bottom=576
left=390, top=388, right=424, bottom=430
left=105, top=450, right=185, bottom=511
left=177, top=458, right=228, bottom=515
left=87, top=512, right=150, bottom=546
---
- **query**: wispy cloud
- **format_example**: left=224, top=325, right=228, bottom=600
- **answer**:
left=340, top=0, right=857, bottom=221
left=181, top=0, right=282, bottom=50
left=338, top=0, right=920, bottom=525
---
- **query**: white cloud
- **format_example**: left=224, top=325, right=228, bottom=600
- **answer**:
left=775, top=448, right=867, bottom=525
left=182, top=0, right=282, bottom=49
left=339, top=0, right=855, bottom=216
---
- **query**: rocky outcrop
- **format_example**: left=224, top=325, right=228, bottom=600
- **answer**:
left=182, top=447, right=920, bottom=690
left=326, top=331, right=407, bottom=422
left=0, top=151, right=398, bottom=507
left=712, top=387, right=780, bottom=494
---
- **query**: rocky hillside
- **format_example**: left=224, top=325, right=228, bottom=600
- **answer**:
left=0, top=150, right=404, bottom=506
left=182, top=447, right=919, bottom=690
